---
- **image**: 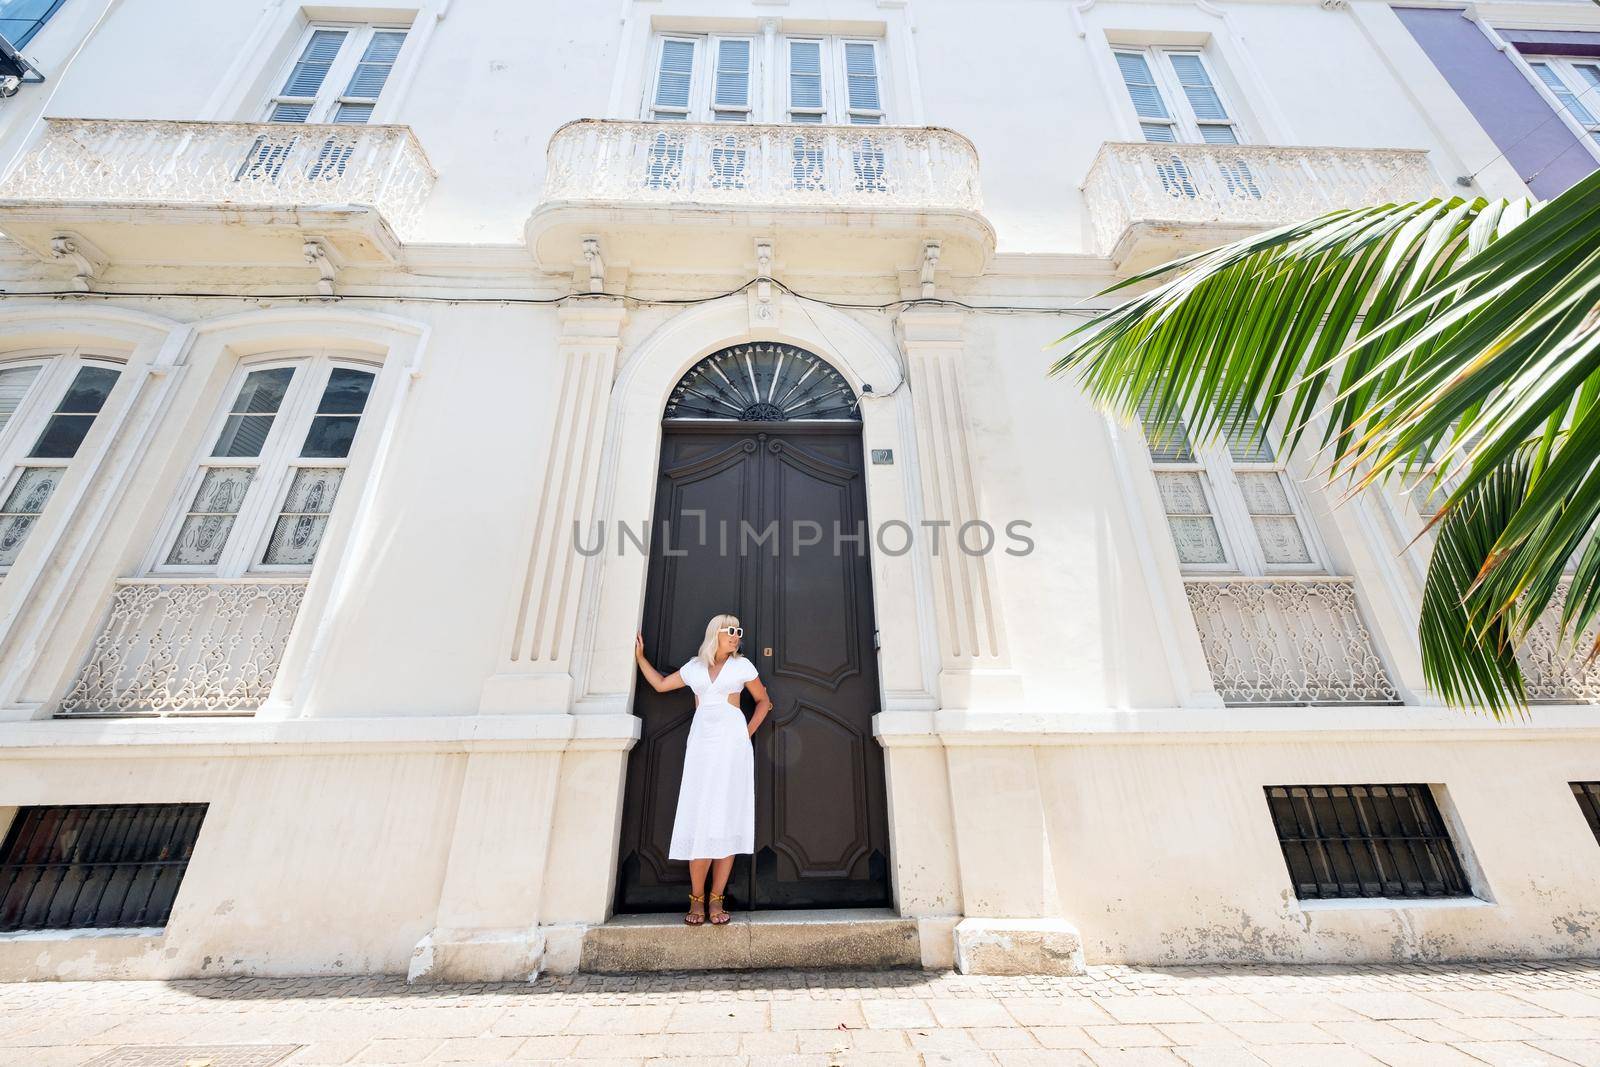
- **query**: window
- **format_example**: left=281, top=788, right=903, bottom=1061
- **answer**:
left=0, top=0, right=66, bottom=49
left=787, top=38, right=883, bottom=125
left=1575, top=782, right=1600, bottom=846
left=0, top=804, right=207, bottom=931
left=1264, top=785, right=1473, bottom=900
left=1526, top=57, right=1600, bottom=148
left=0, top=353, right=122, bottom=571
left=1115, top=48, right=1240, bottom=144
left=1139, top=403, right=1321, bottom=574
left=265, top=23, right=409, bottom=124
left=155, top=354, right=376, bottom=575
left=1114, top=47, right=1258, bottom=200
left=644, top=32, right=885, bottom=124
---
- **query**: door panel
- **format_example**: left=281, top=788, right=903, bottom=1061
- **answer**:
left=616, top=424, right=888, bottom=912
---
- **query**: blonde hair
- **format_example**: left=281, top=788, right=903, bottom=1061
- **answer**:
left=697, top=613, right=745, bottom=671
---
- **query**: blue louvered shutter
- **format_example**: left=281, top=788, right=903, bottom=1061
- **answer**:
left=712, top=38, right=752, bottom=121
left=652, top=38, right=697, bottom=120
left=844, top=41, right=883, bottom=125
left=333, top=30, right=408, bottom=124
left=269, top=29, right=348, bottom=123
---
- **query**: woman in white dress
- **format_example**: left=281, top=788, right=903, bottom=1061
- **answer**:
left=634, top=614, right=772, bottom=926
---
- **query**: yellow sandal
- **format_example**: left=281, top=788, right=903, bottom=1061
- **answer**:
left=708, top=891, right=731, bottom=925
left=684, top=891, right=706, bottom=926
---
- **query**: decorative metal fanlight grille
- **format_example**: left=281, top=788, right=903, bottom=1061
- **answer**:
left=664, top=343, right=860, bottom=422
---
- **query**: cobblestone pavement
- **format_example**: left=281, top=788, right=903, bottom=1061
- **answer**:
left=4, top=960, right=1600, bottom=1066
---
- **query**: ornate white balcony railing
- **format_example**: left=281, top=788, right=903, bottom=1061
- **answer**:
left=542, top=119, right=983, bottom=213
left=0, top=118, right=436, bottom=238
left=1520, top=581, right=1600, bottom=704
left=1082, top=143, right=1442, bottom=256
left=1185, top=577, right=1399, bottom=706
left=57, top=579, right=307, bottom=717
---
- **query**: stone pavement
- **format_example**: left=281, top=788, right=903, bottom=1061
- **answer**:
left=4, top=960, right=1600, bottom=1067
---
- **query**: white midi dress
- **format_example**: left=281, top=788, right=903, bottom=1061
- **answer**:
left=668, top=655, right=758, bottom=860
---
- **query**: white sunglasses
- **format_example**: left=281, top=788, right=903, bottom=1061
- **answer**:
left=719, top=625, right=744, bottom=638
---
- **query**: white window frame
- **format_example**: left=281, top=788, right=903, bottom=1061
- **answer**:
left=783, top=36, right=886, bottom=125
left=0, top=348, right=125, bottom=575
left=1520, top=55, right=1600, bottom=152
left=262, top=21, right=411, bottom=125
left=643, top=32, right=888, bottom=125
left=644, top=33, right=759, bottom=123
left=1141, top=408, right=1327, bottom=577
left=1114, top=46, right=1244, bottom=144
left=146, top=351, right=380, bottom=579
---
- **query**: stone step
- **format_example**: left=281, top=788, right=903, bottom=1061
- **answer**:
left=579, top=907, right=923, bottom=973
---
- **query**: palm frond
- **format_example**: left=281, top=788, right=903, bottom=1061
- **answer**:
left=1050, top=167, right=1600, bottom=713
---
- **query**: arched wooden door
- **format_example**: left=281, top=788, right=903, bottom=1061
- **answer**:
left=615, top=344, right=890, bottom=911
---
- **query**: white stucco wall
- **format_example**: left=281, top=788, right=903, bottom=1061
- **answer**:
left=0, top=0, right=1594, bottom=979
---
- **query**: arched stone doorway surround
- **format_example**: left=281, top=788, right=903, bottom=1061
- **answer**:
left=575, top=294, right=940, bottom=724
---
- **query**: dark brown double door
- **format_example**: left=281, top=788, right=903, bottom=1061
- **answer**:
left=616, top=421, right=890, bottom=912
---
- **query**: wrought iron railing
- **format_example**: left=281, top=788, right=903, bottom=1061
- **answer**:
left=1184, top=576, right=1399, bottom=706
left=0, top=118, right=436, bottom=238
left=1082, top=142, right=1443, bottom=256
left=1519, top=580, right=1600, bottom=704
left=542, top=118, right=983, bottom=213
left=57, top=579, right=307, bottom=717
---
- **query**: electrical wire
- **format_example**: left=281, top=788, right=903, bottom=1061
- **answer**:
left=0, top=275, right=1111, bottom=317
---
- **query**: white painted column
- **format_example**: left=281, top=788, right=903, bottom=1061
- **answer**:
left=480, top=299, right=628, bottom=715
left=897, top=307, right=1023, bottom=712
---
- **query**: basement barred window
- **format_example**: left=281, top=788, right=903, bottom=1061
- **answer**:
left=1575, top=783, right=1600, bottom=846
left=1264, top=785, right=1472, bottom=900
left=0, top=804, right=207, bottom=931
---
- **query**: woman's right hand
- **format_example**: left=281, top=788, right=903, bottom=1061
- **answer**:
left=635, top=632, right=645, bottom=662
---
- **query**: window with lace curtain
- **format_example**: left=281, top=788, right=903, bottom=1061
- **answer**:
left=0, top=350, right=123, bottom=573
left=150, top=353, right=376, bottom=577
left=1138, top=402, right=1324, bottom=575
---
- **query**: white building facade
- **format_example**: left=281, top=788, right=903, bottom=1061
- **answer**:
left=0, top=0, right=1598, bottom=982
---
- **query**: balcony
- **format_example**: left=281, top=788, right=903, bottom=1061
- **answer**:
left=1083, top=143, right=1445, bottom=270
left=55, top=579, right=307, bottom=717
left=1184, top=577, right=1400, bottom=706
left=0, top=119, right=436, bottom=281
left=528, top=119, right=993, bottom=284
left=1520, top=581, right=1600, bottom=704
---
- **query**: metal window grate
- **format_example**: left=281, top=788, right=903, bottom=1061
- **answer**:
left=0, top=803, right=207, bottom=931
left=1575, top=782, right=1600, bottom=846
left=1264, top=784, right=1472, bottom=900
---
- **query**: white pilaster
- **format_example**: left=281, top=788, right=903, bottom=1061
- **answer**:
left=897, top=307, right=1023, bottom=711
left=480, top=299, right=627, bottom=714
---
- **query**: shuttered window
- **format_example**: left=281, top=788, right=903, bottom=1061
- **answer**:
left=712, top=38, right=752, bottom=121
left=0, top=356, right=121, bottom=570
left=1115, top=47, right=1242, bottom=145
left=788, top=40, right=826, bottom=123
left=0, top=804, right=207, bottom=931
left=156, top=355, right=376, bottom=576
left=1138, top=402, right=1321, bottom=574
left=1528, top=58, right=1600, bottom=146
left=645, top=33, right=886, bottom=124
left=1265, top=785, right=1472, bottom=901
left=266, top=23, right=409, bottom=125
left=652, top=37, right=698, bottom=119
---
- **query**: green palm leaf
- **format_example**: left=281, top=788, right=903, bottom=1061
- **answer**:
left=1050, top=167, right=1600, bottom=715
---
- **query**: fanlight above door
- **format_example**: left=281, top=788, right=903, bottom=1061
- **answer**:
left=664, top=343, right=860, bottom=422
